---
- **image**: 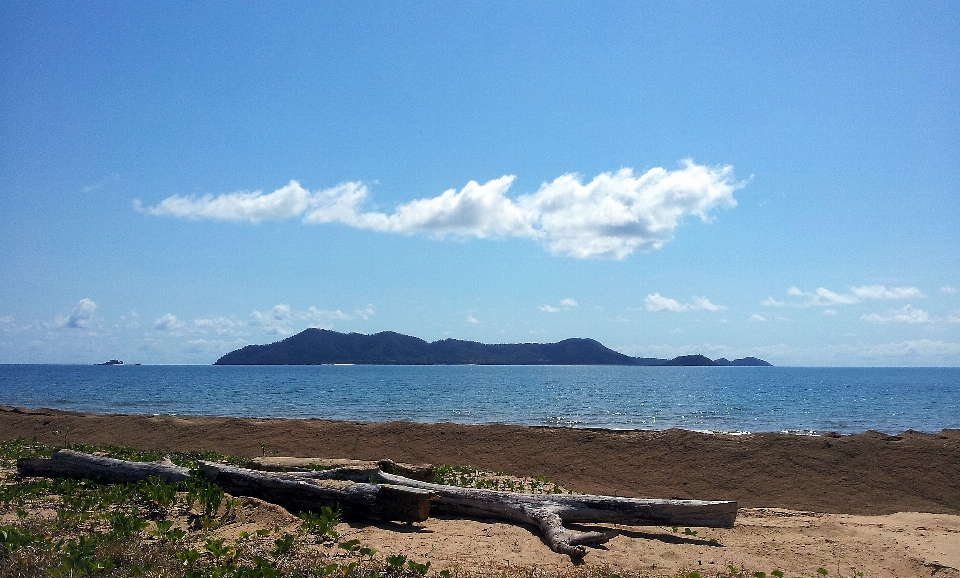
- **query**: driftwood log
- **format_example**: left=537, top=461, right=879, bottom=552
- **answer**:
left=248, top=457, right=435, bottom=482
left=17, top=449, right=191, bottom=483
left=198, top=461, right=433, bottom=523
left=16, top=450, right=433, bottom=523
left=286, top=465, right=738, bottom=557
left=18, top=451, right=737, bottom=558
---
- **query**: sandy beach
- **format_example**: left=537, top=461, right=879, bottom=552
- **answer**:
left=3, top=405, right=959, bottom=577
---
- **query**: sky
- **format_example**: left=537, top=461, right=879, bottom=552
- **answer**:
left=1, top=1, right=958, bottom=366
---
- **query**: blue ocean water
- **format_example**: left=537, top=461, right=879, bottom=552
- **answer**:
left=0, top=365, right=957, bottom=435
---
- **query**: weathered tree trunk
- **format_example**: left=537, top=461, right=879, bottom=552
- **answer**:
left=247, top=457, right=435, bottom=482
left=290, top=466, right=738, bottom=557
left=197, top=461, right=434, bottom=523
left=17, top=449, right=191, bottom=483
left=17, top=451, right=433, bottom=523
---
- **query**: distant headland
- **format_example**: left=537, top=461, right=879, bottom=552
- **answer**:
left=214, top=329, right=772, bottom=367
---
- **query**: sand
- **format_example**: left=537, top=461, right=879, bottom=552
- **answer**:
left=2, top=406, right=959, bottom=577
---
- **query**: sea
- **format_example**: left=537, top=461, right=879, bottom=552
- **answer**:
left=0, top=365, right=958, bottom=435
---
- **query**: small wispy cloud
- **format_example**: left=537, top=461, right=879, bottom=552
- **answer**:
left=153, top=315, right=240, bottom=337
left=762, top=297, right=786, bottom=307
left=783, top=285, right=924, bottom=307
left=192, top=317, right=238, bottom=335
left=137, top=160, right=743, bottom=260
left=850, top=285, right=924, bottom=300
left=82, top=173, right=120, bottom=193
left=861, top=305, right=930, bottom=324
left=749, top=314, right=766, bottom=322
left=644, top=293, right=726, bottom=313
left=787, top=286, right=859, bottom=305
left=853, top=339, right=960, bottom=358
left=942, top=285, right=959, bottom=295
left=303, top=305, right=375, bottom=323
left=466, top=315, right=481, bottom=324
left=539, top=298, right=578, bottom=313
left=824, top=309, right=838, bottom=316
left=250, top=304, right=376, bottom=335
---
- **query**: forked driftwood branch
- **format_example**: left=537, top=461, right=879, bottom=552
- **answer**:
left=280, top=463, right=738, bottom=557
left=17, top=451, right=737, bottom=558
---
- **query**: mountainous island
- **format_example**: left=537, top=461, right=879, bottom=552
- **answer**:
left=214, top=329, right=771, bottom=367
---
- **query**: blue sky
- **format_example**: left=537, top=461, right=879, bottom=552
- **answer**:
left=1, top=1, right=958, bottom=366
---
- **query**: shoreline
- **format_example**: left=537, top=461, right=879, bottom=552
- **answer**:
left=2, top=405, right=959, bottom=517
left=3, top=403, right=956, bottom=438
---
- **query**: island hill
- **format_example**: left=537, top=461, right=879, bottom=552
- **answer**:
left=214, top=329, right=771, bottom=367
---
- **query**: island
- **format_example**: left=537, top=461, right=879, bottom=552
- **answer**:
left=214, top=329, right=772, bottom=366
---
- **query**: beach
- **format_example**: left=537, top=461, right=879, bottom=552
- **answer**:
left=3, top=405, right=959, bottom=576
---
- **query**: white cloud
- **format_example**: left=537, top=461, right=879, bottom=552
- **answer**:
left=644, top=293, right=727, bottom=313
left=750, top=314, right=766, bottom=322
left=0, top=316, right=18, bottom=334
left=58, top=299, right=98, bottom=329
left=250, top=304, right=376, bottom=335
left=691, top=297, right=725, bottom=311
left=762, top=297, right=785, bottom=307
left=193, top=317, right=238, bottom=335
left=154, top=313, right=184, bottom=331
left=854, top=339, right=960, bottom=359
left=251, top=304, right=293, bottom=335
left=137, top=181, right=323, bottom=223
left=539, top=298, right=579, bottom=313
left=823, top=309, right=838, bottom=316
left=140, top=161, right=742, bottom=260
left=515, top=162, right=741, bottom=259
left=82, top=173, right=120, bottom=193
left=304, top=305, right=375, bottom=322
left=785, top=285, right=923, bottom=307
left=644, top=294, right=686, bottom=312
left=850, top=285, right=924, bottom=300
left=622, top=342, right=736, bottom=359
left=811, top=287, right=859, bottom=305
left=739, top=340, right=960, bottom=366
left=466, top=315, right=480, bottom=324
left=356, top=305, right=376, bottom=320
left=861, top=305, right=930, bottom=324
left=303, top=307, right=350, bottom=322
left=942, top=285, right=959, bottom=295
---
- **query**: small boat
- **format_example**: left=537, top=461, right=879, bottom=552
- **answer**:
left=96, top=359, right=123, bottom=366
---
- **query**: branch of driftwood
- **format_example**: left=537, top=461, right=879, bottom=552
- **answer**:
left=18, top=450, right=737, bottom=558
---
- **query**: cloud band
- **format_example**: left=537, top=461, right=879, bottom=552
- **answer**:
left=137, top=160, right=741, bottom=259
